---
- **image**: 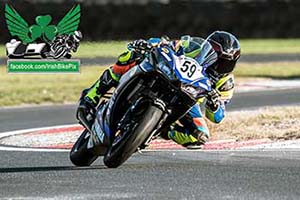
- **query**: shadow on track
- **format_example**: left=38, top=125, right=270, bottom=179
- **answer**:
left=0, top=165, right=107, bottom=173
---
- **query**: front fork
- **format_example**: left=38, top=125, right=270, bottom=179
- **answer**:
left=142, top=111, right=170, bottom=147
left=139, top=98, right=171, bottom=148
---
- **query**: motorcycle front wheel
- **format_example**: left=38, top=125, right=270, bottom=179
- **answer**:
left=103, top=104, right=163, bottom=168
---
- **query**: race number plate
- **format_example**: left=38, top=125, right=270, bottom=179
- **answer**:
left=176, top=57, right=204, bottom=81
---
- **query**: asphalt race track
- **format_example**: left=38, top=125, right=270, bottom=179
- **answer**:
left=1, top=150, right=300, bottom=199
left=0, top=89, right=300, bottom=199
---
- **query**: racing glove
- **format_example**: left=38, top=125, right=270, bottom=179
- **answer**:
left=128, top=39, right=153, bottom=54
left=206, top=88, right=221, bottom=112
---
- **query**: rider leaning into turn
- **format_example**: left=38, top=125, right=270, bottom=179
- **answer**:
left=77, top=31, right=241, bottom=149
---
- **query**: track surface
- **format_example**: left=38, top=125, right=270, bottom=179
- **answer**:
left=1, top=150, right=300, bottom=199
left=0, top=89, right=300, bottom=199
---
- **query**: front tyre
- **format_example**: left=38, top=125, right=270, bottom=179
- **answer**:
left=104, top=105, right=163, bottom=168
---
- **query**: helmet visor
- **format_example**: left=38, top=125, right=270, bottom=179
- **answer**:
left=210, top=40, right=240, bottom=61
left=215, top=57, right=237, bottom=74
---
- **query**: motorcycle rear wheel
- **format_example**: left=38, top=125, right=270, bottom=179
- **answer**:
left=70, top=129, right=105, bottom=166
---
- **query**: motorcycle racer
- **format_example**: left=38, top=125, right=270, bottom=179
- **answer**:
left=165, top=32, right=240, bottom=148
left=77, top=31, right=241, bottom=148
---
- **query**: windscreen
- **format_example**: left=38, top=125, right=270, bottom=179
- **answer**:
left=183, top=37, right=218, bottom=68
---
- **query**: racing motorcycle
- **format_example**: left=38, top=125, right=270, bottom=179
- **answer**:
left=70, top=38, right=217, bottom=168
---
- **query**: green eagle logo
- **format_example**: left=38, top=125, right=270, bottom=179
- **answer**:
left=5, top=4, right=81, bottom=44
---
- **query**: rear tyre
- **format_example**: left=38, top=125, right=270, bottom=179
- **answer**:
left=70, top=129, right=105, bottom=166
left=104, top=104, right=163, bottom=168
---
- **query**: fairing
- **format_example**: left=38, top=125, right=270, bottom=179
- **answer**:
left=94, top=41, right=216, bottom=144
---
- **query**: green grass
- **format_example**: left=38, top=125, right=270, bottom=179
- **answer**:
left=74, top=41, right=129, bottom=58
left=2, top=39, right=300, bottom=59
left=0, top=66, right=105, bottom=106
left=235, top=62, right=300, bottom=79
left=74, top=39, right=300, bottom=58
left=0, top=45, right=5, bottom=58
left=75, top=39, right=300, bottom=58
left=240, top=39, right=300, bottom=54
left=0, top=61, right=299, bottom=106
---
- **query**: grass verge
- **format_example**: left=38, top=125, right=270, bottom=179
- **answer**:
left=74, top=41, right=129, bottom=58
left=0, top=61, right=299, bottom=106
left=0, top=66, right=105, bottom=106
left=77, top=39, right=300, bottom=58
left=240, top=39, right=300, bottom=54
left=235, top=62, right=300, bottom=79
left=2, top=39, right=299, bottom=58
left=75, top=39, right=300, bottom=58
left=208, top=106, right=300, bottom=141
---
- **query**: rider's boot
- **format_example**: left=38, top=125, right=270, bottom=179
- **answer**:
left=76, top=67, right=119, bottom=127
left=166, top=122, right=209, bottom=149
left=168, top=106, right=210, bottom=149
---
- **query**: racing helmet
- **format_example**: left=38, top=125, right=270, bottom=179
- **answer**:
left=206, top=31, right=241, bottom=76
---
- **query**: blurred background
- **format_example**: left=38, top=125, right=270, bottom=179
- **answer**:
left=0, top=0, right=300, bottom=41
